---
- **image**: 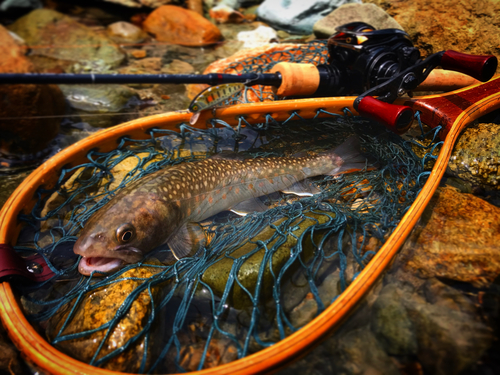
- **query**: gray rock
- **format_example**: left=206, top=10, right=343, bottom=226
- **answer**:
left=257, top=0, right=360, bottom=35
left=314, top=3, right=403, bottom=39
left=0, top=0, right=41, bottom=11
left=370, top=283, right=418, bottom=356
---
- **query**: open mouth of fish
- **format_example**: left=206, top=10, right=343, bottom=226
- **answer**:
left=78, top=256, right=125, bottom=276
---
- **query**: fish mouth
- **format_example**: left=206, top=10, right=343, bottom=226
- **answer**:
left=78, top=256, right=124, bottom=276
left=75, top=245, right=144, bottom=276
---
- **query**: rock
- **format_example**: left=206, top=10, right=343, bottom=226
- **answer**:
left=287, top=293, right=318, bottom=328
left=364, top=0, right=500, bottom=74
left=0, top=0, right=41, bottom=11
left=130, top=49, right=147, bottom=58
left=209, top=4, right=245, bottom=24
left=201, top=212, right=331, bottom=309
left=143, top=5, right=224, bottom=47
left=59, top=84, right=140, bottom=114
left=177, top=339, right=238, bottom=371
left=107, top=21, right=147, bottom=43
left=0, top=321, right=25, bottom=374
left=405, top=280, right=493, bottom=375
left=313, top=2, right=403, bottom=39
left=46, top=264, right=167, bottom=372
left=8, top=9, right=125, bottom=72
left=0, top=25, right=65, bottom=160
left=370, top=283, right=418, bottom=356
left=237, top=25, right=278, bottom=49
left=256, top=0, right=361, bottom=35
left=447, top=123, right=500, bottom=189
left=401, top=186, right=500, bottom=288
left=187, top=0, right=203, bottom=15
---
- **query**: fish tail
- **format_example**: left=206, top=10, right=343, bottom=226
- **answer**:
left=326, top=136, right=370, bottom=175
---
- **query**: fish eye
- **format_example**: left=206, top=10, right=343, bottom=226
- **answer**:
left=191, top=104, right=198, bottom=111
left=116, top=223, right=135, bottom=243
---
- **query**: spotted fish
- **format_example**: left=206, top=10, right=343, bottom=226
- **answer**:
left=74, top=137, right=367, bottom=275
left=189, top=83, right=244, bottom=124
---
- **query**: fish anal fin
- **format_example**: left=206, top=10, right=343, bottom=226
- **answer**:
left=167, top=222, right=206, bottom=259
left=281, top=180, right=320, bottom=197
left=230, top=197, right=268, bottom=216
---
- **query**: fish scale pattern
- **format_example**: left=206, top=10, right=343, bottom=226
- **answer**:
left=14, top=109, right=442, bottom=373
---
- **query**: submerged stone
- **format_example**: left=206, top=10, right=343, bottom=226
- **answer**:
left=106, top=21, right=147, bottom=43
left=8, top=9, right=125, bottom=72
left=401, top=186, right=500, bottom=288
left=201, top=212, right=332, bottom=310
left=46, top=264, right=167, bottom=372
left=143, top=5, right=224, bottom=47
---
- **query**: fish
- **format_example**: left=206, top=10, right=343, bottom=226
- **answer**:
left=188, top=83, right=244, bottom=124
left=73, top=136, right=367, bottom=276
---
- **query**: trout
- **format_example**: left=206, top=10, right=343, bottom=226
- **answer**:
left=74, top=137, right=366, bottom=275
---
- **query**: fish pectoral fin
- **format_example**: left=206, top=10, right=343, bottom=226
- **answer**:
left=281, top=180, right=321, bottom=197
left=168, top=222, right=206, bottom=259
left=230, top=197, right=268, bottom=216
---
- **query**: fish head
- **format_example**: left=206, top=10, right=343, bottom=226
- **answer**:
left=74, top=195, right=173, bottom=276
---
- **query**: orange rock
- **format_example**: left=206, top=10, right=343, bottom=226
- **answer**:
left=0, top=26, right=32, bottom=73
left=143, top=5, right=223, bottom=47
left=131, top=49, right=147, bottom=58
left=401, top=186, right=500, bottom=288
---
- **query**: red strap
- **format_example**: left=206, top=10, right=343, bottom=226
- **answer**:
left=0, top=244, right=56, bottom=283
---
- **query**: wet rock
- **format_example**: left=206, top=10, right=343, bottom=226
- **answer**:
left=256, top=0, right=360, bottom=35
left=405, top=281, right=493, bottom=375
left=0, top=25, right=65, bottom=160
left=201, top=212, right=331, bottom=309
left=237, top=25, right=278, bottom=49
left=177, top=338, right=238, bottom=371
left=370, top=283, right=418, bottom=356
left=107, top=21, right=147, bottom=43
left=365, top=0, right=500, bottom=74
left=209, top=4, right=245, bottom=24
left=313, top=2, right=403, bottom=39
left=58, top=84, right=140, bottom=127
left=401, top=186, right=500, bottom=288
left=288, top=293, right=318, bottom=328
left=447, top=123, right=500, bottom=189
left=143, top=5, right=224, bottom=47
left=0, top=0, right=41, bottom=11
left=187, top=0, right=203, bottom=15
left=47, top=264, right=167, bottom=372
left=8, top=9, right=125, bottom=72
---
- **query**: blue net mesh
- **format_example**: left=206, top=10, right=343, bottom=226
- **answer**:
left=14, top=107, right=442, bottom=373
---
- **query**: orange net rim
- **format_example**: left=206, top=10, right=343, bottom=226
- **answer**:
left=1, top=83, right=500, bottom=374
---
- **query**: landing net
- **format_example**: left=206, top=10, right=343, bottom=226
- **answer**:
left=14, top=106, right=442, bottom=373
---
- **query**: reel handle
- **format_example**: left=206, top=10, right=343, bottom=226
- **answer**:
left=441, top=50, right=498, bottom=82
left=356, top=96, right=414, bottom=134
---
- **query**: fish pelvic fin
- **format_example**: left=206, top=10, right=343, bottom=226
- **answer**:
left=168, top=222, right=206, bottom=259
left=327, top=136, right=371, bottom=175
left=230, top=196, right=268, bottom=216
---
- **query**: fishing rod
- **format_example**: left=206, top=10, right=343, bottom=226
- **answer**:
left=0, top=22, right=496, bottom=133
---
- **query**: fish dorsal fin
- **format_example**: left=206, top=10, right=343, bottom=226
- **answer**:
left=230, top=197, right=268, bottom=216
left=281, top=180, right=321, bottom=197
left=167, top=222, right=206, bottom=259
left=210, top=150, right=245, bottom=161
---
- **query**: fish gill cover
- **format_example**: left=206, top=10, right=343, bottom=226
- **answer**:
left=12, top=41, right=442, bottom=374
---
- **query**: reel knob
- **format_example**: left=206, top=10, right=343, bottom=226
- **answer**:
left=356, top=96, right=414, bottom=134
left=441, top=51, right=498, bottom=82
